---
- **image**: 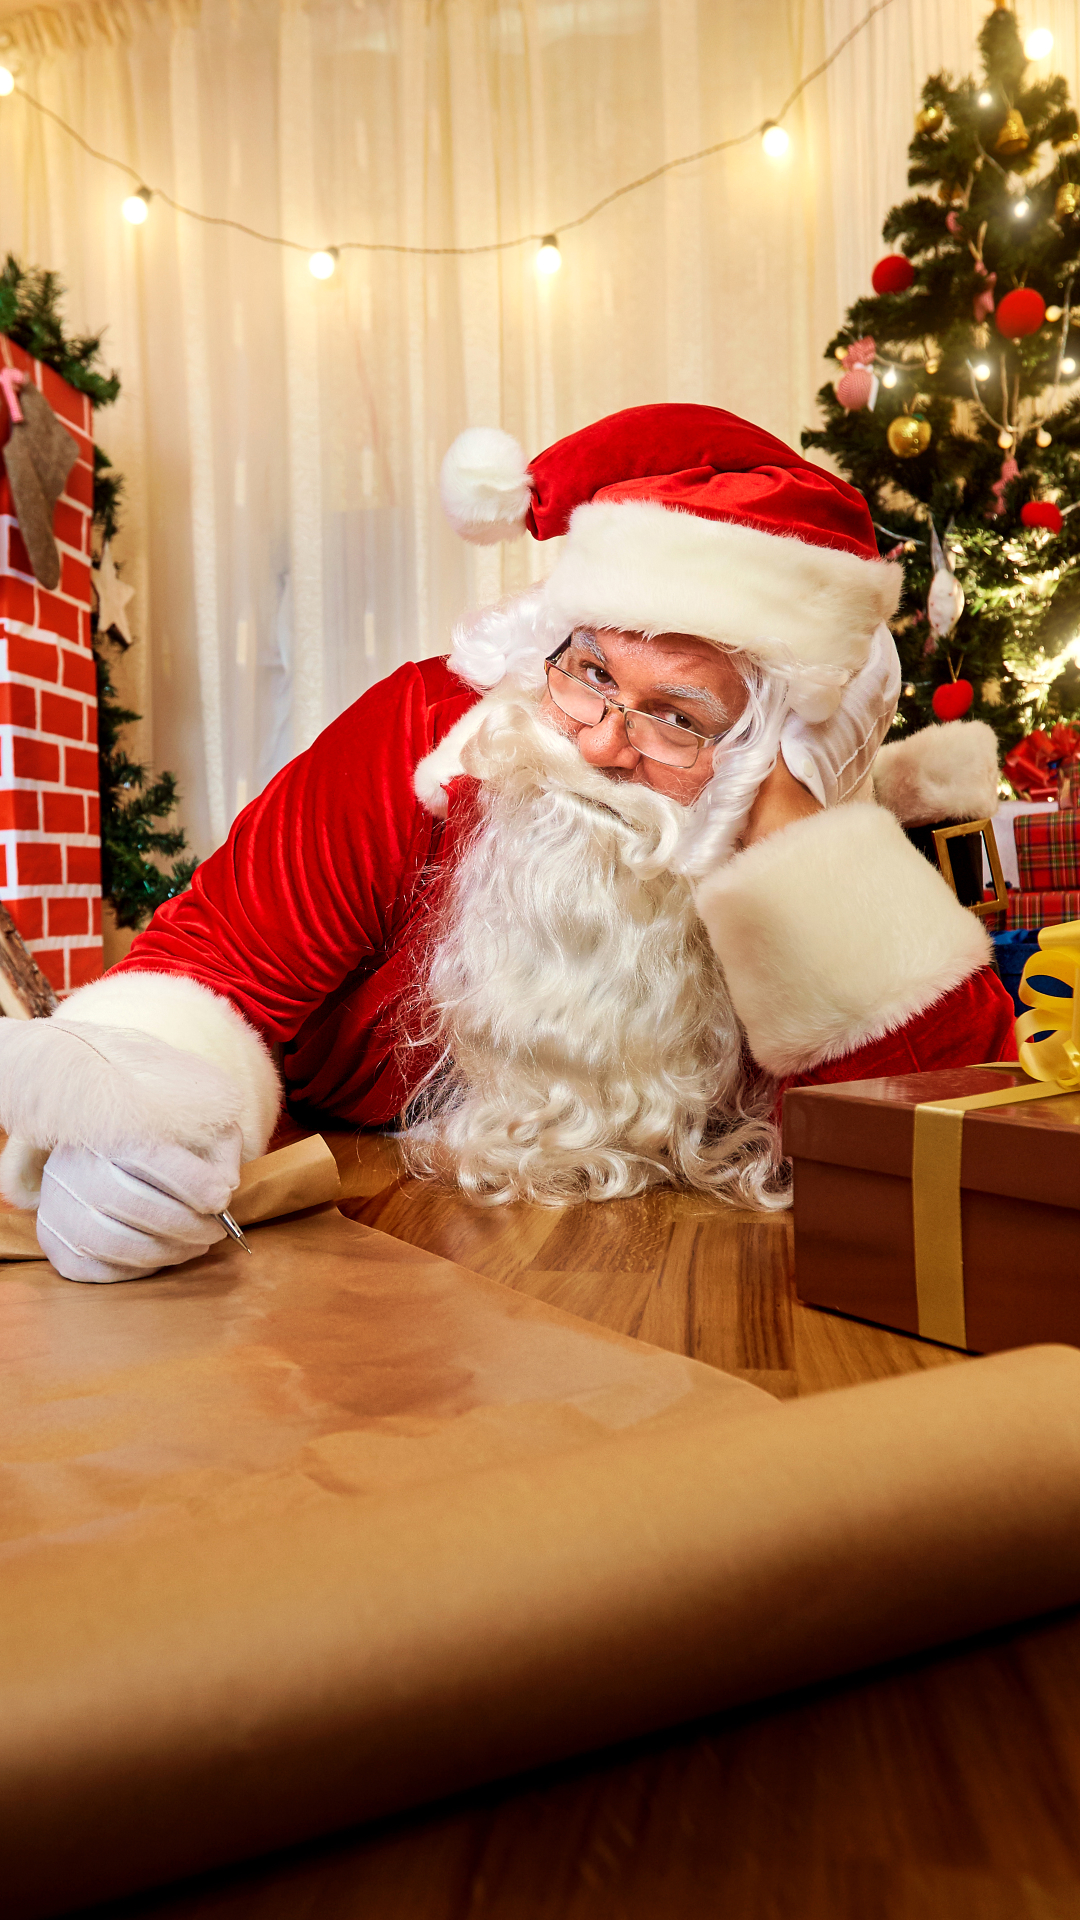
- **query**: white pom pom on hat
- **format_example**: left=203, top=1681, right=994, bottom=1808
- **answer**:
left=439, top=428, right=532, bottom=546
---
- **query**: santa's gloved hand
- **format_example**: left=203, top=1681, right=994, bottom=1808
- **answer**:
left=0, top=1015, right=253, bottom=1280
left=780, top=622, right=901, bottom=809
left=35, top=1133, right=242, bottom=1283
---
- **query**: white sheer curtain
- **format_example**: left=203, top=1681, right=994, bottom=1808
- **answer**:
left=0, top=0, right=1075, bottom=864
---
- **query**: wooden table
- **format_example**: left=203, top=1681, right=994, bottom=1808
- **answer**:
left=104, top=1136, right=1080, bottom=1920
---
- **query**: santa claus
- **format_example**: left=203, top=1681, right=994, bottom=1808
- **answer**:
left=0, top=405, right=1013, bottom=1281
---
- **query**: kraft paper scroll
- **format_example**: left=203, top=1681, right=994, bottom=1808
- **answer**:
left=5, top=1206, right=1080, bottom=1917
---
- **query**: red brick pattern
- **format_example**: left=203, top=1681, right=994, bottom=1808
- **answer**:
left=0, top=340, right=102, bottom=993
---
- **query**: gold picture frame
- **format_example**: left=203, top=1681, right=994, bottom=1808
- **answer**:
left=932, top=817, right=1008, bottom=920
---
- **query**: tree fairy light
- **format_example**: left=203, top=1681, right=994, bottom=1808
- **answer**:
left=973, top=361, right=991, bottom=379
left=761, top=121, right=790, bottom=157
left=881, top=367, right=898, bottom=388
left=535, top=234, right=562, bottom=275
left=1024, top=27, right=1053, bottom=59
left=0, top=67, right=14, bottom=96
left=308, top=249, right=338, bottom=279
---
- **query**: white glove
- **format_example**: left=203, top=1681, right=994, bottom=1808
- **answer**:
left=780, top=623, right=901, bottom=809
left=0, top=1016, right=250, bottom=1282
left=35, top=1133, right=242, bottom=1284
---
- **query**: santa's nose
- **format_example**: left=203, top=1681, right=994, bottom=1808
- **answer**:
left=574, top=705, right=640, bottom=772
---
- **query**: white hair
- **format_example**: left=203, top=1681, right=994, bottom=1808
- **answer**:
left=399, top=689, right=791, bottom=1211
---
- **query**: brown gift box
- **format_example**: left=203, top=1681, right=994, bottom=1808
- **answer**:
left=783, top=1066, right=1080, bottom=1354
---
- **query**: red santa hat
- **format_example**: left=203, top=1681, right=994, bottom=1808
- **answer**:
left=439, top=404, right=901, bottom=719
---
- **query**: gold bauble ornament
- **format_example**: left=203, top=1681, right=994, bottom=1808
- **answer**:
left=887, top=414, right=932, bottom=458
left=995, top=109, right=1029, bottom=155
left=1055, top=182, right=1080, bottom=220
left=916, top=105, right=944, bottom=134
left=1037, top=426, right=1053, bottom=447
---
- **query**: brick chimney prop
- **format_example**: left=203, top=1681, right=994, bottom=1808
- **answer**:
left=0, top=339, right=101, bottom=997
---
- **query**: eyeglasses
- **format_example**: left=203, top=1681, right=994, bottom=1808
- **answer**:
left=543, top=639, right=723, bottom=770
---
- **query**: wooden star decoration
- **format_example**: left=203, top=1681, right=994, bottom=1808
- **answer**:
left=92, top=542, right=135, bottom=645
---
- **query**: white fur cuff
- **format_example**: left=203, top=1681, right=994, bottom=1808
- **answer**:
left=872, top=720, right=999, bottom=828
left=58, top=971, right=281, bottom=1160
left=695, top=802, right=991, bottom=1077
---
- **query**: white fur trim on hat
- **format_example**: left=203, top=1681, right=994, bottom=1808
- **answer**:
left=695, top=801, right=990, bottom=1077
left=440, top=429, right=533, bottom=545
left=58, top=970, right=280, bottom=1160
left=544, top=498, right=902, bottom=685
left=872, top=720, right=1000, bottom=828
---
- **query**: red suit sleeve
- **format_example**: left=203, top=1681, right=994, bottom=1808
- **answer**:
left=780, top=963, right=1018, bottom=1100
left=113, top=659, right=476, bottom=1046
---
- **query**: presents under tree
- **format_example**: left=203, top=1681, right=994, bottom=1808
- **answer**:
left=0, top=336, right=102, bottom=995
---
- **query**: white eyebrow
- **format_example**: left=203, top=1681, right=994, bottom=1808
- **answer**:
left=573, top=634, right=726, bottom=729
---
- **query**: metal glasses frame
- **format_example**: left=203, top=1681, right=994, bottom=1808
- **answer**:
left=543, top=639, right=723, bottom=768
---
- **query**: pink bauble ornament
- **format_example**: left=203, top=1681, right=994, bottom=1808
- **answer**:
left=836, top=367, right=873, bottom=409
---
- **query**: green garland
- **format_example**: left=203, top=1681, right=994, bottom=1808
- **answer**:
left=1, top=254, right=196, bottom=929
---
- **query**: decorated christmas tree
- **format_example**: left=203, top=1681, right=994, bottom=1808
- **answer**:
left=802, top=2, right=1080, bottom=775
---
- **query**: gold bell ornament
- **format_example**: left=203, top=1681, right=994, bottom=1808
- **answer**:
left=887, top=414, right=932, bottom=458
left=1055, top=182, right=1080, bottom=220
left=995, top=109, right=1029, bottom=156
left=916, top=105, right=944, bottom=134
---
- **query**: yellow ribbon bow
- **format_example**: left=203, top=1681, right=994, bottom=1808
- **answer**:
left=1016, top=919, right=1080, bottom=1090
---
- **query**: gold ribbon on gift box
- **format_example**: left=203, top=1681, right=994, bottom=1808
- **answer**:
left=912, top=919, right=1080, bottom=1349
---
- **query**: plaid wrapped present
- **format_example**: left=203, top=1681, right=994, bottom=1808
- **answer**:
left=1005, top=889, right=1080, bottom=931
left=1014, top=810, right=1080, bottom=890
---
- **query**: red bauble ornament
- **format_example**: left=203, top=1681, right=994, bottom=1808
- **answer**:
left=995, top=288, right=1046, bottom=338
left=872, top=253, right=915, bottom=295
left=1021, top=500, right=1064, bottom=533
left=932, top=679, right=975, bottom=721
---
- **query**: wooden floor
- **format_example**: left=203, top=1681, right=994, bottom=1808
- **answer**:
left=100, top=1135, right=1080, bottom=1920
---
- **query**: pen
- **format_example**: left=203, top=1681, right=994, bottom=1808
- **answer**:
left=218, top=1209, right=253, bottom=1254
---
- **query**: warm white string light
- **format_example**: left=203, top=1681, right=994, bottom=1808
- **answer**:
left=121, top=187, right=150, bottom=225
left=0, top=0, right=904, bottom=266
left=308, top=248, right=337, bottom=279
left=535, top=234, right=562, bottom=275
left=1024, top=27, right=1054, bottom=59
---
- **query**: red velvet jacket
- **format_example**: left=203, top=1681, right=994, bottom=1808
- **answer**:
left=114, top=658, right=1017, bottom=1127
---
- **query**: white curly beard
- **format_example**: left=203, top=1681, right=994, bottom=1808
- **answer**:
left=400, top=691, right=788, bottom=1210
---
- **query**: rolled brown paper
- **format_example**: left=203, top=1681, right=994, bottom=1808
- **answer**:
left=5, top=1211, right=1080, bottom=1916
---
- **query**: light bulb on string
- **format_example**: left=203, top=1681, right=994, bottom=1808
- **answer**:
left=122, top=187, right=151, bottom=225
left=978, top=89, right=993, bottom=106
left=761, top=121, right=790, bottom=157
left=0, top=66, right=14, bottom=96
left=1025, top=27, right=1053, bottom=59
left=1014, top=197, right=1031, bottom=218
left=973, top=361, right=991, bottom=379
left=535, top=234, right=562, bottom=275
left=999, top=428, right=1014, bottom=449
left=308, top=248, right=338, bottom=280
left=1063, top=356, right=1078, bottom=374
left=881, top=367, right=898, bottom=388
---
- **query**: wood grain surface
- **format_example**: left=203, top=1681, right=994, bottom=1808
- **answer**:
left=96, top=1134, right=1080, bottom=1920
